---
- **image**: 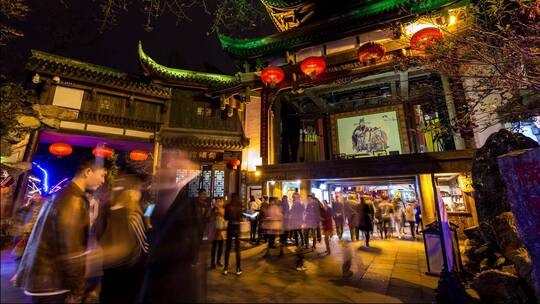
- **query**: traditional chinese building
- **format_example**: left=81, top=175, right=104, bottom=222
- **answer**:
left=207, top=0, right=481, bottom=240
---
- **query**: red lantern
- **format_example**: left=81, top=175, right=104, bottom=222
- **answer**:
left=357, top=42, right=386, bottom=65
left=49, top=142, right=73, bottom=156
left=261, top=66, right=285, bottom=87
left=300, top=56, right=326, bottom=79
left=229, top=159, right=241, bottom=169
left=130, top=150, right=149, bottom=161
left=92, top=146, right=113, bottom=158
left=410, top=27, right=444, bottom=51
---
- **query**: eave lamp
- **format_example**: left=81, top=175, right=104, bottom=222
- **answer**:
left=260, top=66, right=285, bottom=88
left=92, top=146, right=114, bottom=158
left=357, top=42, right=386, bottom=65
left=49, top=142, right=73, bottom=157
left=300, top=56, right=326, bottom=79
left=129, top=150, right=149, bottom=161
left=410, top=27, right=444, bottom=51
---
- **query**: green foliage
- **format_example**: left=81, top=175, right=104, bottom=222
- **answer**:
left=0, top=82, right=35, bottom=138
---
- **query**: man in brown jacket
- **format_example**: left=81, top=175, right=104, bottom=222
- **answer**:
left=16, top=157, right=107, bottom=303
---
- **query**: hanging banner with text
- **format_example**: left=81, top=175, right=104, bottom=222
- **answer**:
left=437, top=186, right=454, bottom=271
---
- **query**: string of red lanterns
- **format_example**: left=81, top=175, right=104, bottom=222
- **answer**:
left=48, top=143, right=151, bottom=161
left=258, top=29, right=445, bottom=85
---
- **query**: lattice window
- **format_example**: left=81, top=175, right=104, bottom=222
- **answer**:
left=213, top=170, right=225, bottom=198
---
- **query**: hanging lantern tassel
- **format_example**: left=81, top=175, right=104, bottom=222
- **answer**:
left=227, top=106, right=234, bottom=117
left=237, top=102, right=245, bottom=112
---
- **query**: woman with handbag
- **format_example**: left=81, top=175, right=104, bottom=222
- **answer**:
left=210, top=198, right=227, bottom=269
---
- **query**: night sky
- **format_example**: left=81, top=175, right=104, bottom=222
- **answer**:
left=2, top=0, right=275, bottom=80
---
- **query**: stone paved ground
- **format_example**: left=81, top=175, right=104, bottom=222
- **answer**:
left=207, top=237, right=438, bottom=303
left=1, top=237, right=437, bottom=303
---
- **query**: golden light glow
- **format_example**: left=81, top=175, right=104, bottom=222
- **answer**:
left=448, top=15, right=457, bottom=26
left=255, top=171, right=261, bottom=177
left=405, top=22, right=440, bottom=35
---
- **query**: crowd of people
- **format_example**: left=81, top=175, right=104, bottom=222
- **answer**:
left=10, top=154, right=423, bottom=303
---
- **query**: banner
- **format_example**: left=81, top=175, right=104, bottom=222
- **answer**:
left=437, top=186, right=454, bottom=271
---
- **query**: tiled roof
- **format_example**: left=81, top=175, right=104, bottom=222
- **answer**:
left=26, top=50, right=171, bottom=98
left=160, top=129, right=249, bottom=151
left=219, top=0, right=461, bottom=59
left=138, top=42, right=240, bottom=89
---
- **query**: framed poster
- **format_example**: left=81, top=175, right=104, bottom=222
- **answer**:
left=330, top=105, right=409, bottom=158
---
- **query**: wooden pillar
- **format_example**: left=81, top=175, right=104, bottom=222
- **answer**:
left=441, top=76, right=466, bottom=150
left=417, top=174, right=437, bottom=226
left=260, top=88, right=269, bottom=165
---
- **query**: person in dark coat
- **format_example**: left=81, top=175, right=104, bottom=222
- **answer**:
left=138, top=151, right=208, bottom=303
left=320, top=200, right=334, bottom=254
left=358, top=196, right=375, bottom=247
left=345, top=195, right=360, bottom=242
left=223, top=193, right=244, bottom=275
left=15, top=157, right=107, bottom=303
left=303, top=195, right=320, bottom=249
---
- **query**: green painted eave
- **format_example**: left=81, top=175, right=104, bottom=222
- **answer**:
left=219, top=0, right=461, bottom=58
left=138, top=41, right=240, bottom=88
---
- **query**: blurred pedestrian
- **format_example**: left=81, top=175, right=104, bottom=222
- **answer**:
left=279, top=195, right=290, bottom=255
left=99, top=169, right=149, bottom=304
left=414, top=201, right=422, bottom=234
left=262, top=197, right=283, bottom=257
left=378, top=197, right=394, bottom=239
left=289, top=192, right=305, bottom=248
left=358, top=196, right=374, bottom=247
left=304, top=195, right=320, bottom=249
left=345, top=194, right=360, bottom=242
left=332, top=196, right=345, bottom=240
left=405, top=202, right=416, bottom=238
left=138, top=150, right=207, bottom=303
left=210, top=198, right=227, bottom=269
left=247, top=196, right=260, bottom=243
left=258, top=196, right=269, bottom=244
left=15, top=157, right=107, bottom=303
left=394, top=199, right=405, bottom=239
left=223, top=193, right=244, bottom=276
left=320, top=200, right=334, bottom=254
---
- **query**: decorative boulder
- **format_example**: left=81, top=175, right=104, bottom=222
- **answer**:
left=473, top=270, right=526, bottom=304
left=471, top=129, right=537, bottom=244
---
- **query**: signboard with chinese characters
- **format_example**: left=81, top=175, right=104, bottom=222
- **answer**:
left=188, top=151, right=223, bottom=162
